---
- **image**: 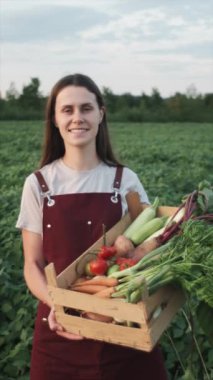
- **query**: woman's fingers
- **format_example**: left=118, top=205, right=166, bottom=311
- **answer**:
left=48, top=307, right=63, bottom=331
left=47, top=307, right=84, bottom=339
left=56, top=331, right=84, bottom=340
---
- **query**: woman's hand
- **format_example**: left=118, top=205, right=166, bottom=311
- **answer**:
left=48, top=307, right=84, bottom=340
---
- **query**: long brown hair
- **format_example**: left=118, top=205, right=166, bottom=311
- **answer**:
left=40, top=74, right=121, bottom=168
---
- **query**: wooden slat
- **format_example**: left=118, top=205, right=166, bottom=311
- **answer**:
left=44, top=263, right=64, bottom=313
left=144, top=286, right=175, bottom=318
left=56, top=312, right=153, bottom=352
left=48, top=286, right=147, bottom=324
left=149, top=289, right=185, bottom=346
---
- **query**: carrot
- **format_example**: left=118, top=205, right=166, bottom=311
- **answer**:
left=71, top=276, right=89, bottom=286
left=95, top=286, right=115, bottom=298
left=82, top=312, right=113, bottom=323
left=75, top=276, right=118, bottom=288
left=71, top=284, right=107, bottom=294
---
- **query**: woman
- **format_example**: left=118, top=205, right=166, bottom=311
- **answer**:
left=16, top=74, right=168, bottom=379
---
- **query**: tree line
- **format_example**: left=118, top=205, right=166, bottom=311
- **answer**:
left=1, top=78, right=213, bottom=122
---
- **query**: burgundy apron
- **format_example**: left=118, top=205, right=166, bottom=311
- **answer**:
left=30, top=166, right=168, bottom=380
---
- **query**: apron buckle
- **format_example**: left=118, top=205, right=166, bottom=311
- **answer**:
left=41, top=190, right=55, bottom=207
left=111, top=188, right=119, bottom=203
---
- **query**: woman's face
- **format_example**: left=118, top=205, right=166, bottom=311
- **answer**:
left=54, top=85, right=104, bottom=150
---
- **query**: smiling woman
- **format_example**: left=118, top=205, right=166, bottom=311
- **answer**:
left=16, top=73, right=167, bottom=380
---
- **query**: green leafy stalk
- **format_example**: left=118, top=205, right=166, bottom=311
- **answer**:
left=109, top=243, right=170, bottom=279
left=112, top=219, right=213, bottom=308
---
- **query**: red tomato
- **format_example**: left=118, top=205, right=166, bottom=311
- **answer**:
left=116, top=257, right=137, bottom=271
left=98, top=245, right=117, bottom=259
left=88, top=258, right=108, bottom=275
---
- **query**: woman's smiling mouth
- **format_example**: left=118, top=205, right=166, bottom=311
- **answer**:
left=68, top=128, right=89, bottom=133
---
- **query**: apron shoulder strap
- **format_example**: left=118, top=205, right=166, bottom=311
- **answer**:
left=34, top=170, right=49, bottom=193
left=113, top=165, right=123, bottom=190
left=110, top=166, right=124, bottom=204
left=34, top=171, right=55, bottom=207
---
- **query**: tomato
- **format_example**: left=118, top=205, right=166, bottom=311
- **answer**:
left=97, top=245, right=117, bottom=259
left=116, top=257, right=137, bottom=271
left=87, top=258, right=108, bottom=276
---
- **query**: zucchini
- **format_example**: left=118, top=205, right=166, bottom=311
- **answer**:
left=124, top=197, right=159, bottom=240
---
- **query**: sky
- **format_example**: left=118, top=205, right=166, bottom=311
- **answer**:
left=1, top=0, right=213, bottom=98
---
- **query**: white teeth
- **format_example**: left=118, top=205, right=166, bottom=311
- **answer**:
left=68, top=128, right=88, bottom=132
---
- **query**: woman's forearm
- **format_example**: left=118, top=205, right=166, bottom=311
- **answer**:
left=21, top=230, right=52, bottom=307
left=24, top=261, right=52, bottom=307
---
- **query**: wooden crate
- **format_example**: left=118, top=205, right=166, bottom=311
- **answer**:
left=45, top=206, right=185, bottom=352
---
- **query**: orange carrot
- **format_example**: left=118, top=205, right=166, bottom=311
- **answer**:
left=95, top=286, right=115, bottom=298
left=71, top=284, right=107, bottom=294
left=82, top=312, right=113, bottom=323
left=75, top=276, right=118, bottom=288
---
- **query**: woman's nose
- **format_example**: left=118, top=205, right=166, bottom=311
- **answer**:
left=72, top=108, right=83, bottom=124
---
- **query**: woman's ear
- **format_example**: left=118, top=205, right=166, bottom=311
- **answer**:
left=99, top=106, right=105, bottom=123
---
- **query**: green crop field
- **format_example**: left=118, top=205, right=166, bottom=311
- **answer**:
left=1, top=121, right=213, bottom=379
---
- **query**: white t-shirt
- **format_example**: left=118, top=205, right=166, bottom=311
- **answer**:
left=16, top=159, right=149, bottom=235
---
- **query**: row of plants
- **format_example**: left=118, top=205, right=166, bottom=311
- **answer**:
left=1, top=78, right=213, bottom=122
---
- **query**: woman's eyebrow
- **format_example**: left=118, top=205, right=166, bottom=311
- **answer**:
left=61, top=102, right=94, bottom=109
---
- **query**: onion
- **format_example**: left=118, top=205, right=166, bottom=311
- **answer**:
left=131, top=237, right=160, bottom=261
left=114, top=235, right=134, bottom=257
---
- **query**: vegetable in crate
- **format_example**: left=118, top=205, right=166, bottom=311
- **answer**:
left=128, top=215, right=168, bottom=245
left=158, top=180, right=213, bottom=245
left=182, top=180, right=213, bottom=215
left=116, top=257, right=137, bottom=270
left=85, top=258, right=108, bottom=276
left=113, top=197, right=167, bottom=257
left=97, top=245, right=117, bottom=259
left=83, top=245, right=117, bottom=276
left=131, top=180, right=213, bottom=261
left=110, top=219, right=213, bottom=311
left=124, top=197, right=159, bottom=240
left=132, top=206, right=185, bottom=260
left=113, top=235, right=134, bottom=256
left=107, top=264, right=120, bottom=275
left=72, top=276, right=118, bottom=288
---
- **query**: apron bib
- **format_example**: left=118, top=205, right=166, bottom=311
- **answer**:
left=30, top=166, right=168, bottom=380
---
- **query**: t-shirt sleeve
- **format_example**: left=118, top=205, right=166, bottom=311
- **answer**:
left=16, top=174, right=43, bottom=235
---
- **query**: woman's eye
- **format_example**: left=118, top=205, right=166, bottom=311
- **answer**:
left=63, top=108, right=72, bottom=113
left=83, top=106, right=92, bottom=112
left=62, top=105, right=93, bottom=114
